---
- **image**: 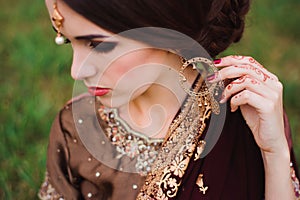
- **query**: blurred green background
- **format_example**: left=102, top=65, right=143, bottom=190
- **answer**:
left=0, top=0, right=299, bottom=199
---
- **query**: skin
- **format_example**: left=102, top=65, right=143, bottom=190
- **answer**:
left=211, top=55, right=294, bottom=199
left=46, top=1, right=295, bottom=199
left=46, top=0, right=197, bottom=138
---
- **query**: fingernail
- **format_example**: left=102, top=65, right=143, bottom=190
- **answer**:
left=213, top=59, right=221, bottom=64
left=231, top=106, right=238, bottom=112
left=207, top=73, right=216, bottom=81
left=219, top=94, right=226, bottom=103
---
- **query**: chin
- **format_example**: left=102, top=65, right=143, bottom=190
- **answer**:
left=97, top=96, right=129, bottom=109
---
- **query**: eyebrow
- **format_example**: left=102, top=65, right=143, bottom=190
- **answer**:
left=52, top=26, right=109, bottom=40
left=74, top=34, right=109, bottom=40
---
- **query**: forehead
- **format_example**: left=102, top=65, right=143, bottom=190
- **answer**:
left=45, top=0, right=113, bottom=37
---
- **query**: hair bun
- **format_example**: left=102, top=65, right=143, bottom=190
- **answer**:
left=201, top=0, right=250, bottom=57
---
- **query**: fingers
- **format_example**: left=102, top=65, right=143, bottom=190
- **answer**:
left=210, top=65, right=274, bottom=84
left=220, top=75, right=278, bottom=104
left=214, top=55, right=264, bottom=69
left=213, top=55, right=279, bottom=82
left=229, top=89, right=273, bottom=113
left=229, top=88, right=282, bottom=116
left=211, top=56, right=286, bottom=154
left=207, top=55, right=283, bottom=113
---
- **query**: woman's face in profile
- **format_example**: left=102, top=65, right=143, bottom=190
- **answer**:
left=45, top=0, right=182, bottom=108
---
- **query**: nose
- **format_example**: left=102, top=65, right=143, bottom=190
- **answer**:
left=70, top=49, right=97, bottom=80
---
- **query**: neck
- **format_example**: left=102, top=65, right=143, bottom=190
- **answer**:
left=119, top=53, right=198, bottom=138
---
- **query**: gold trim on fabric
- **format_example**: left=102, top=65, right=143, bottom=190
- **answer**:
left=38, top=172, right=64, bottom=200
left=137, top=78, right=212, bottom=199
left=196, top=174, right=208, bottom=194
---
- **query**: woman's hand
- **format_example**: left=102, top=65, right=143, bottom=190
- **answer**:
left=209, top=55, right=295, bottom=199
left=209, top=55, right=288, bottom=154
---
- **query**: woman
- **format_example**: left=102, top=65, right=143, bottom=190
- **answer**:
left=39, top=0, right=300, bottom=199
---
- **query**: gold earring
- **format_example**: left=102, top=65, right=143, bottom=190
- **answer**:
left=52, top=2, right=65, bottom=45
left=179, top=57, right=222, bottom=115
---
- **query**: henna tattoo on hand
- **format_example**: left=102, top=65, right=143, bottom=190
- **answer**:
left=231, top=55, right=245, bottom=60
left=248, top=57, right=265, bottom=69
left=250, top=79, right=260, bottom=85
left=234, top=65, right=270, bottom=82
left=234, top=93, right=242, bottom=99
left=226, top=75, right=260, bottom=95
left=226, top=76, right=247, bottom=90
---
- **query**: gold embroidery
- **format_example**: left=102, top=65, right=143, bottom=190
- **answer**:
left=137, top=77, right=212, bottom=199
left=290, top=162, right=300, bottom=199
left=196, top=174, right=208, bottom=194
left=38, top=172, right=64, bottom=200
left=194, top=140, right=206, bottom=161
left=98, top=106, right=163, bottom=176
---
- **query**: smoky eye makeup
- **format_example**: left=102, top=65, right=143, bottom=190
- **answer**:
left=90, top=41, right=117, bottom=53
left=74, top=34, right=117, bottom=53
left=51, top=25, right=117, bottom=53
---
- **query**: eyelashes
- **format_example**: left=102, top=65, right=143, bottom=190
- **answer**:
left=64, top=38, right=71, bottom=44
left=61, top=37, right=117, bottom=54
left=88, top=41, right=117, bottom=53
left=52, top=26, right=117, bottom=53
left=62, top=38, right=117, bottom=53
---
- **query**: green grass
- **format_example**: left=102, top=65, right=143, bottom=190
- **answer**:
left=0, top=0, right=299, bottom=199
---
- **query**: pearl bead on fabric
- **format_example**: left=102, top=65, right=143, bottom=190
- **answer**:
left=95, top=172, right=101, bottom=177
left=78, top=119, right=83, bottom=124
left=132, top=184, right=138, bottom=190
left=87, top=192, right=92, bottom=198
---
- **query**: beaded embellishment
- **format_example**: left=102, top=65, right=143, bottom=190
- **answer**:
left=137, top=77, right=212, bottom=199
left=98, top=106, right=163, bottom=176
left=291, top=162, right=300, bottom=199
left=38, top=172, right=64, bottom=200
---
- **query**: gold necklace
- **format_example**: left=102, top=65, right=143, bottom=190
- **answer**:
left=98, top=105, right=164, bottom=176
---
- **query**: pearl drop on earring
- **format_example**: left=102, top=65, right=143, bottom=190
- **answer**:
left=55, top=34, right=65, bottom=45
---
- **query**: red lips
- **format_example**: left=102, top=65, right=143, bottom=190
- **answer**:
left=88, top=87, right=110, bottom=96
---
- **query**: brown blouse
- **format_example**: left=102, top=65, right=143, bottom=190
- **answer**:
left=39, top=94, right=300, bottom=200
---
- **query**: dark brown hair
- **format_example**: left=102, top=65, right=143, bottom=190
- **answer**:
left=61, top=0, right=250, bottom=57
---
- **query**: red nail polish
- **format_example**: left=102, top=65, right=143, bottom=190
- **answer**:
left=219, top=94, right=226, bottom=103
left=213, top=59, right=221, bottom=64
left=207, top=73, right=216, bottom=81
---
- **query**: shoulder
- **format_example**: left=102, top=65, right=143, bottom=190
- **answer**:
left=59, top=93, right=97, bottom=122
left=65, top=93, right=94, bottom=106
left=51, top=93, right=98, bottom=139
left=47, top=93, right=103, bottom=161
left=62, top=93, right=95, bottom=113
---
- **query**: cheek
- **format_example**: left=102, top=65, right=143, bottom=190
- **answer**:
left=104, top=50, right=155, bottom=81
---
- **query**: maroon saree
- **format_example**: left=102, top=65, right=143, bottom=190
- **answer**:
left=39, top=95, right=299, bottom=200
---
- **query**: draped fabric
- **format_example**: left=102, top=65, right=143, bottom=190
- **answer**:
left=39, top=94, right=299, bottom=200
